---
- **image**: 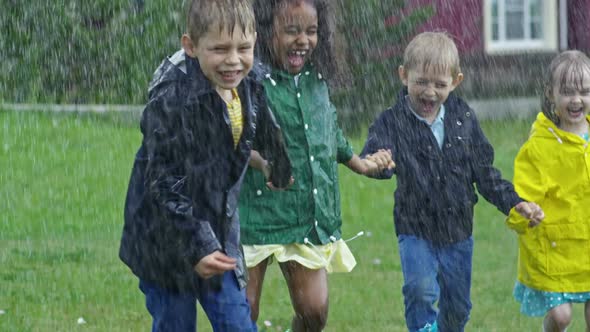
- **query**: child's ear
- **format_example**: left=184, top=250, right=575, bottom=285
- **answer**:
left=181, top=34, right=196, bottom=58
left=452, top=72, right=464, bottom=89
left=544, top=86, right=554, bottom=102
left=398, top=66, right=409, bottom=86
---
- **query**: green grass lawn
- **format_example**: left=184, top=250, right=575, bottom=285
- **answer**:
left=0, top=110, right=586, bottom=331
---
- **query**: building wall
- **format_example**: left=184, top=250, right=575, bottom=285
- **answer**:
left=568, top=0, right=590, bottom=52
left=409, top=0, right=483, bottom=54
left=409, top=0, right=590, bottom=54
left=404, top=0, right=561, bottom=99
left=336, top=0, right=589, bottom=101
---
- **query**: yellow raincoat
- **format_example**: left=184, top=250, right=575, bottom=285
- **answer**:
left=507, top=112, right=590, bottom=292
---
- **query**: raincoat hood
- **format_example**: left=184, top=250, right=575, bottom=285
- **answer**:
left=528, top=112, right=590, bottom=145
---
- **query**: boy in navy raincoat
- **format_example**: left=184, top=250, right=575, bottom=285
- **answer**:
left=119, top=1, right=290, bottom=330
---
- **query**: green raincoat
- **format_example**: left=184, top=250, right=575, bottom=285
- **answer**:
left=240, top=65, right=354, bottom=245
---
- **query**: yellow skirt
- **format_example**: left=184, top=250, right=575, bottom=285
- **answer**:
left=243, top=239, right=356, bottom=273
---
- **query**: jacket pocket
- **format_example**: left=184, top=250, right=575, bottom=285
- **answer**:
left=447, top=135, right=473, bottom=165
left=542, top=223, right=590, bottom=275
left=246, top=170, right=300, bottom=227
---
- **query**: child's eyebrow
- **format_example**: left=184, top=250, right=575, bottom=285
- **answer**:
left=209, top=43, right=230, bottom=48
left=283, top=24, right=300, bottom=30
left=283, top=22, right=317, bottom=29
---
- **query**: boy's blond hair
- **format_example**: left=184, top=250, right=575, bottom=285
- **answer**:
left=186, top=0, right=255, bottom=43
left=403, top=31, right=461, bottom=78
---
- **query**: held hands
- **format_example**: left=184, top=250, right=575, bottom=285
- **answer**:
left=364, top=149, right=396, bottom=175
left=194, top=251, right=237, bottom=279
left=266, top=175, right=294, bottom=191
left=514, top=201, right=545, bottom=228
left=249, top=150, right=294, bottom=190
left=263, top=159, right=294, bottom=190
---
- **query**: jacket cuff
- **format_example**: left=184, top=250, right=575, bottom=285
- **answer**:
left=506, top=207, right=529, bottom=234
left=191, top=221, right=223, bottom=265
left=501, top=195, right=524, bottom=216
left=337, top=145, right=354, bottom=164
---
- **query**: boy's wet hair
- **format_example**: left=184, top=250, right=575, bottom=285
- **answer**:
left=542, top=50, right=590, bottom=125
left=186, top=0, right=255, bottom=43
left=253, top=0, right=336, bottom=79
left=403, top=31, right=461, bottom=78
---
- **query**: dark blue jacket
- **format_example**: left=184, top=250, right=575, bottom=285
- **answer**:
left=119, top=52, right=290, bottom=293
left=361, top=88, right=522, bottom=245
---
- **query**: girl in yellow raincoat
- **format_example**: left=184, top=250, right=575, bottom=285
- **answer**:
left=507, top=50, right=590, bottom=332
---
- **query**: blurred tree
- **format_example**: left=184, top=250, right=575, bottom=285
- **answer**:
left=0, top=0, right=184, bottom=104
left=333, top=0, right=434, bottom=133
left=0, top=0, right=431, bottom=110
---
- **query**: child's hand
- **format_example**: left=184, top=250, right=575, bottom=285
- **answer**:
left=366, top=149, right=395, bottom=171
left=194, top=251, right=237, bottom=279
left=266, top=176, right=295, bottom=191
left=514, top=201, right=545, bottom=228
left=249, top=150, right=271, bottom=179
left=250, top=150, right=293, bottom=190
left=362, top=158, right=379, bottom=175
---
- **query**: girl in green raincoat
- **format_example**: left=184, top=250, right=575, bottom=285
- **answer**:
left=239, top=0, right=393, bottom=331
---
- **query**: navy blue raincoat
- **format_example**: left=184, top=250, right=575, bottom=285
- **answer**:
left=119, top=51, right=290, bottom=293
left=361, top=89, right=522, bottom=245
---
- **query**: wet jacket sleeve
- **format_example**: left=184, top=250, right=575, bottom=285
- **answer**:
left=336, top=129, right=354, bottom=164
left=253, top=88, right=292, bottom=188
left=360, top=110, right=395, bottom=179
left=332, top=103, right=354, bottom=164
left=506, top=143, right=546, bottom=234
left=470, top=113, right=523, bottom=214
left=141, top=91, right=221, bottom=265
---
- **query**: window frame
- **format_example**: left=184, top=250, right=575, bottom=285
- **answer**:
left=483, top=0, right=558, bottom=53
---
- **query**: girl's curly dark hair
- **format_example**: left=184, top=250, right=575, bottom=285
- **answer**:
left=252, top=0, right=336, bottom=79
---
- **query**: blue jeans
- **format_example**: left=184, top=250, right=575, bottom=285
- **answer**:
left=139, top=271, right=257, bottom=332
left=398, top=235, right=473, bottom=332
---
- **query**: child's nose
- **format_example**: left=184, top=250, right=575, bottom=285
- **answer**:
left=225, top=50, right=240, bottom=64
left=423, top=87, right=436, bottom=97
left=569, top=93, right=583, bottom=104
left=295, top=33, right=308, bottom=46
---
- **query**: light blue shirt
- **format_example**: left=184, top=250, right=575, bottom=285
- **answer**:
left=408, top=101, right=446, bottom=149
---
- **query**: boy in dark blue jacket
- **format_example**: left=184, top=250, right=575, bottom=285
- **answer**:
left=361, top=32, right=543, bottom=332
left=119, top=0, right=290, bottom=331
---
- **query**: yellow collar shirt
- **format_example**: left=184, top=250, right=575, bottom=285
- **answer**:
left=226, top=88, right=243, bottom=148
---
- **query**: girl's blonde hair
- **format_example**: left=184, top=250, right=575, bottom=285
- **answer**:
left=542, top=50, right=590, bottom=125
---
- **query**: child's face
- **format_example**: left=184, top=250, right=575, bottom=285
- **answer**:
left=399, top=65, right=463, bottom=122
left=550, top=68, right=590, bottom=129
left=271, top=1, right=318, bottom=74
left=182, top=26, right=256, bottom=94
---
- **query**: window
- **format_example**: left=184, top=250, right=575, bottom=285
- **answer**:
left=484, top=0, right=557, bottom=53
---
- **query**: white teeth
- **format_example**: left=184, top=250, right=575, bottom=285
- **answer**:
left=291, top=50, right=307, bottom=56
